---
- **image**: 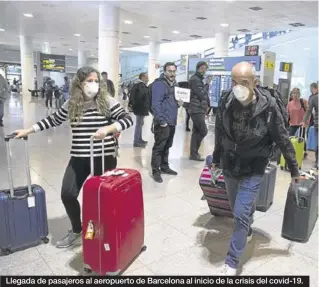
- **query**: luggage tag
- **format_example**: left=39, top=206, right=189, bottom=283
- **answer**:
left=85, top=220, right=94, bottom=240
left=211, top=169, right=222, bottom=186
left=27, top=196, right=35, bottom=208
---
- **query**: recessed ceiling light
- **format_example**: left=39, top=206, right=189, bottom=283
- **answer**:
left=220, top=23, right=229, bottom=27
left=172, top=30, right=180, bottom=34
left=74, top=33, right=81, bottom=37
left=0, top=28, right=5, bottom=32
left=23, top=13, right=34, bottom=18
left=69, top=48, right=73, bottom=51
left=144, top=36, right=150, bottom=39
left=44, top=41, right=49, bottom=44
left=196, top=17, right=207, bottom=20
left=124, top=20, right=133, bottom=25
left=91, top=54, right=94, bottom=57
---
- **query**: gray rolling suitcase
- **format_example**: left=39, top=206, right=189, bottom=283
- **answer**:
left=0, top=134, right=49, bottom=255
left=256, top=164, right=277, bottom=212
left=281, top=173, right=318, bottom=243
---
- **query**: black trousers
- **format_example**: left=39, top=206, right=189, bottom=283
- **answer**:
left=289, top=125, right=307, bottom=152
left=185, top=108, right=191, bottom=129
left=190, top=113, right=208, bottom=157
left=151, top=124, right=176, bottom=173
left=45, top=93, right=53, bottom=108
left=61, top=156, right=117, bottom=233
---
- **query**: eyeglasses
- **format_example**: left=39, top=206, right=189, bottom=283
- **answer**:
left=166, top=70, right=176, bottom=74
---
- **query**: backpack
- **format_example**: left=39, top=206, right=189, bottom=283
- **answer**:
left=300, top=98, right=306, bottom=111
left=148, top=78, right=162, bottom=115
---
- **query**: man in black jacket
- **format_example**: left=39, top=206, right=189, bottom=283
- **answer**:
left=212, top=62, right=300, bottom=276
left=188, top=61, right=210, bottom=161
left=101, top=71, right=115, bottom=97
left=129, top=72, right=149, bottom=147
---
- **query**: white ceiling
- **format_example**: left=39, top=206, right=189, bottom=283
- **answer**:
left=0, top=1, right=317, bottom=57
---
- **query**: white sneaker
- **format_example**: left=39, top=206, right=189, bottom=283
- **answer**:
left=220, top=264, right=237, bottom=276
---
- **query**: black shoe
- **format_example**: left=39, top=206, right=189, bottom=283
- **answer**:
left=153, top=173, right=163, bottom=183
left=141, top=140, right=148, bottom=144
left=189, top=155, right=205, bottom=162
left=161, top=168, right=178, bottom=175
left=133, top=143, right=146, bottom=148
left=0, top=122, right=3, bottom=127
left=186, top=127, right=191, bottom=132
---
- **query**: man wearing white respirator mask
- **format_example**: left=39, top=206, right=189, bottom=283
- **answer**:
left=13, top=67, right=133, bottom=248
left=211, top=62, right=300, bottom=275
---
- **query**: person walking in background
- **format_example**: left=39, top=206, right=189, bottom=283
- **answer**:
left=188, top=61, right=210, bottom=161
left=301, top=83, right=318, bottom=169
left=45, top=79, right=54, bottom=110
left=101, top=71, right=115, bottom=97
left=13, top=66, right=133, bottom=248
left=0, top=74, right=9, bottom=127
left=63, top=76, right=70, bottom=101
left=287, top=87, right=308, bottom=155
left=129, top=72, right=150, bottom=147
left=151, top=62, right=182, bottom=183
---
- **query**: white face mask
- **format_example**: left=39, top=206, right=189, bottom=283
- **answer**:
left=83, top=82, right=99, bottom=98
left=232, top=85, right=250, bottom=102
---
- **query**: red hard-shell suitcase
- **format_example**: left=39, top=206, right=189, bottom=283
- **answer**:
left=82, top=136, right=146, bottom=275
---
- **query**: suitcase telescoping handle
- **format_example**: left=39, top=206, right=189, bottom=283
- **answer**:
left=90, top=135, right=105, bottom=176
left=5, top=133, right=33, bottom=198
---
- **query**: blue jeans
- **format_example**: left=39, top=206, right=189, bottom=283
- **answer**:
left=224, top=174, right=263, bottom=269
left=134, top=115, right=145, bottom=144
left=63, top=92, right=69, bottom=101
left=0, top=100, right=4, bottom=122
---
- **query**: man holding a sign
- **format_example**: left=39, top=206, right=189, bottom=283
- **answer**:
left=188, top=61, right=210, bottom=161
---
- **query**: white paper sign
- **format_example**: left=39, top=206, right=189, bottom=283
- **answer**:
left=174, top=87, right=191, bottom=103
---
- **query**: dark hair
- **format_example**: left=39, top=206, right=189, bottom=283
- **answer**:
left=310, top=82, right=318, bottom=89
left=163, top=62, right=177, bottom=72
left=64, top=76, right=68, bottom=81
left=101, top=72, right=107, bottom=76
left=138, top=72, right=147, bottom=80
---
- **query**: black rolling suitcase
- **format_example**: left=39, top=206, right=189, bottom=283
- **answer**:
left=256, top=164, right=277, bottom=212
left=281, top=172, right=318, bottom=243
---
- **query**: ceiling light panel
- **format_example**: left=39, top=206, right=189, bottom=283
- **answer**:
left=220, top=23, right=229, bottom=27
left=0, top=28, right=5, bottom=32
left=23, top=13, right=34, bottom=18
left=124, top=20, right=133, bottom=24
left=172, top=30, right=180, bottom=34
left=74, top=33, right=81, bottom=37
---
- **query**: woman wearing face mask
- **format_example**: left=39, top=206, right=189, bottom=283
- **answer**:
left=13, top=66, right=133, bottom=248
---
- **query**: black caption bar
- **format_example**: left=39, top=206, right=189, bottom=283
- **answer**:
left=1, top=276, right=310, bottom=287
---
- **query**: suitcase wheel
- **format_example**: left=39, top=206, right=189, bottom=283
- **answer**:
left=1, top=249, right=12, bottom=256
left=141, top=245, right=147, bottom=252
left=84, top=268, right=92, bottom=274
left=42, top=237, right=50, bottom=244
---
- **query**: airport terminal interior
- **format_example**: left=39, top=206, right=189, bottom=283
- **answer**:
left=0, top=0, right=318, bottom=284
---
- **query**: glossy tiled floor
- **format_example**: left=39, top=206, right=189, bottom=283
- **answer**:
left=0, top=94, right=318, bottom=284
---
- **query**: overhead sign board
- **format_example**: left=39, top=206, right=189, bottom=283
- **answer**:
left=279, top=62, right=293, bottom=73
left=40, top=53, right=66, bottom=72
left=245, top=45, right=259, bottom=56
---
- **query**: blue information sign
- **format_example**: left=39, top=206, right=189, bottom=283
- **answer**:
left=209, top=75, right=221, bottom=107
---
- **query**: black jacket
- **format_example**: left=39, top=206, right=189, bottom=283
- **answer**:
left=212, top=88, right=299, bottom=178
left=106, top=79, right=115, bottom=97
left=188, top=72, right=209, bottom=114
left=129, top=81, right=150, bottom=116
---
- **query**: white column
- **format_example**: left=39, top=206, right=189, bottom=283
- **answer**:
left=43, top=42, right=51, bottom=54
left=215, top=32, right=229, bottom=57
left=35, top=52, right=43, bottom=88
left=148, top=41, right=160, bottom=83
left=78, top=50, right=87, bottom=68
left=98, top=3, right=120, bottom=89
left=20, top=36, right=34, bottom=95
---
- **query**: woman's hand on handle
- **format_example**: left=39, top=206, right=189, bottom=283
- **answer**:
left=14, top=127, right=34, bottom=139
left=94, top=124, right=119, bottom=140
